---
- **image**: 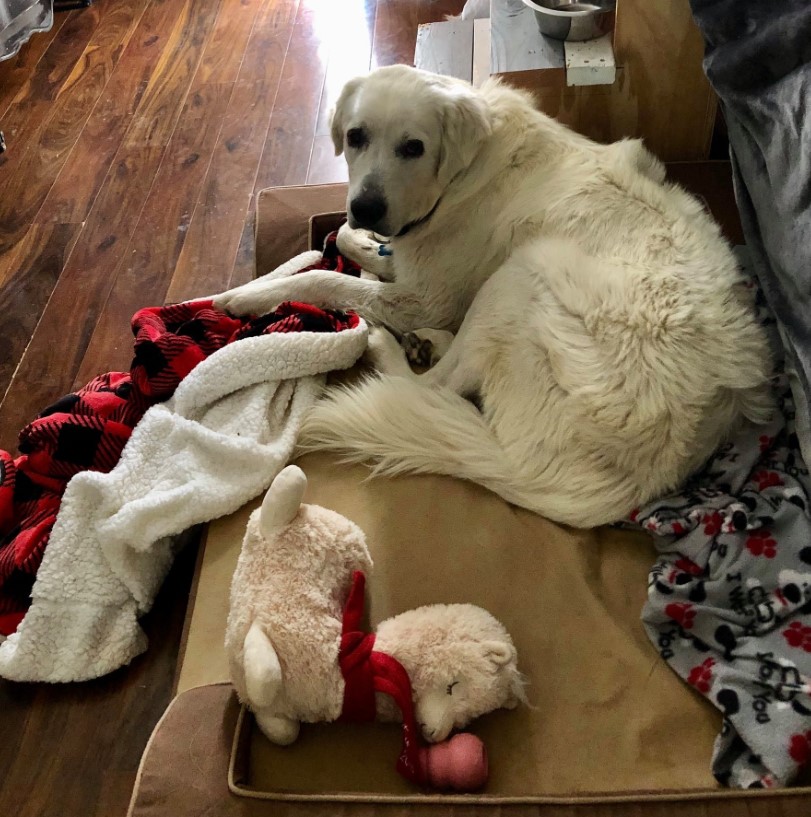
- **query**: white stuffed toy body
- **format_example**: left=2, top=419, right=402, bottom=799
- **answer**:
left=225, top=465, right=524, bottom=756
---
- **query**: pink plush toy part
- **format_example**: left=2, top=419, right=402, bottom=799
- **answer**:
left=420, top=732, right=489, bottom=791
left=225, top=465, right=525, bottom=792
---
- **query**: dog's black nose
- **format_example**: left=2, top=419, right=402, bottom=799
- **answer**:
left=350, top=193, right=387, bottom=228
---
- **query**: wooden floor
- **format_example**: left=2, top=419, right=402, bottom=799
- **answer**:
left=0, top=2, right=458, bottom=815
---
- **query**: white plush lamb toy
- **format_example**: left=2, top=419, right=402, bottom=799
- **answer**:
left=225, top=465, right=524, bottom=791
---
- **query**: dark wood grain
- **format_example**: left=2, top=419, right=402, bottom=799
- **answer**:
left=0, top=6, right=103, bottom=250
left=122, top=0, right=221, bottom=148
left=0, top=7, right=99, bottom=136
left=0, top=0, right=224, bottom=426
left=0, top=224, right=80, bottom=401
left=0, top=0, right=152, bottom=256
left=0, top=9, right=71, bottom=120
left=70, top=0, right=269, bottom=383
left=165, top=0, right=300, bottom=300
left=74, top=81, right=237, bottom=384
left=0, top=145, right=166, bottom=451
left=36, top=0, right=190, bottom=224
left=370, top=0, right=421, bottom=68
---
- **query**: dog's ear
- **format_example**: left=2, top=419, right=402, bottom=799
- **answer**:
left=330, top=77, right=364, bottom=157
left=437, top=87, right=491, bottom=186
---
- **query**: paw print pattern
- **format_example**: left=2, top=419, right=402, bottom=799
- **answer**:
left=789, top=731, right=811, bottom=766
left=665, top=602, right=696, bottom=629
left=688, top=657, right=716, bottom=694
left=782, top=621, right=811, bottom=652
left=703, top=511, right=723, bottom=536
left=752, top=469, right=784, bottom=490
left=674, top=557, right=702, bottom=576
left=746, top=530, right=777, bottom=558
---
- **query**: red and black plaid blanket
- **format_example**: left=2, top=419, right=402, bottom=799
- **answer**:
left=0, top=236, right=360, bottom=634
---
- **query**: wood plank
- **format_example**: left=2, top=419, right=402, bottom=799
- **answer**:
left=164, top=0, right=300, bottom=301
left=0, top=6, right=99, bottom=132
left=36, top=0, right=193, bottom=224
left=491, top=0, right=564, bottom=73
left=370, top=0, right=421, bottom=68
left=0, top=5, right=103, bottom=253
left=252, top=24, right=329, bottom=192
left=229, top=209, right=258, bottom=289
left=0, top=9, right=71, bottom=120
left=123, top=0, right=217, bottom=148
left=195, top=0, right=269, bottom=86
left=609, top=0, right=716, bottom=160
left=414, top=20, right=473, bottom=81
left=164, top=79, right=283, bottom=301
left=0, top=223, right=80, bottom=403
left=0, top=0, right=148, bottom=256
left=306, top=133, right=349, bottom=185
left=0, top=0, right=226, bottom=422
left=71, top=0, right=270, bottom=383
left=0, top=145, right=165, bottom=452
left=73, top=82, right=236, bottom=385
left=472, top=16, right=490, bottom=88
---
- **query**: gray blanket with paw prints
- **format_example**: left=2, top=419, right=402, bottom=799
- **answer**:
left=632, top=248, right=811, bottom=789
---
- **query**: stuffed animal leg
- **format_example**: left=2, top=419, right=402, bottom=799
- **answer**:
left=239, top=466, right=310, bottom=746
left=244, top=622, right=300, bottom=745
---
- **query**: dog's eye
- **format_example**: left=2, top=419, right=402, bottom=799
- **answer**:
left=346, top=128, right=367, bottom=149
left=446, top=680, right=459, bottom=696
left=398, top=139, right=424, bottom=159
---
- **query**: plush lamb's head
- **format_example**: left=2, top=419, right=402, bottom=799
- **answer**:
left=375, top=604, right=525, bottom=743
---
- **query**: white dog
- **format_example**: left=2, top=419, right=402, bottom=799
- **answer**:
left=215, top=66, right=772, bottom=528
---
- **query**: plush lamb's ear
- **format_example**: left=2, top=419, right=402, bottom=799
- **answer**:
left=505, top=671, right=529, bottom=709
left=259, top=465, right=307, bottom=537
left=437, top=87, right=491, bottom=186
left=330, top=76, right=364, bottom=156
left=483, top=640, right=516, bottom=668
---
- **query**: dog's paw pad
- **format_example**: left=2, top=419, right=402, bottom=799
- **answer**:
left=402, top=333, right=434, bottom=368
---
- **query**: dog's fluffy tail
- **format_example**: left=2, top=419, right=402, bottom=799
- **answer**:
left=299, top=376, right=631, bottom=527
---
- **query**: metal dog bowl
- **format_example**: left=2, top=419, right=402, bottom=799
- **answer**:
left=521, top=0, right=616, bottom=42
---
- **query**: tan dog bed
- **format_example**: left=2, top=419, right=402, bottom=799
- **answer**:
left=130, top=174, right=810, bottom=816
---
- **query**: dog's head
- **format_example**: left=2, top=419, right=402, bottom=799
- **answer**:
left=330, top=66, right=491, bottom=238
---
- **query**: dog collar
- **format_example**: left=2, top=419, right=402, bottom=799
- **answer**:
left=395, top=195, right=442, bottom=238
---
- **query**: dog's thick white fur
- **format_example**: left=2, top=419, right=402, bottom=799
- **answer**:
left=215, top=66, right=772, bottom=528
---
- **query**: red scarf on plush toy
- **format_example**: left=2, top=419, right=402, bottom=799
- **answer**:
left=338, top=571, right=427, bottom=787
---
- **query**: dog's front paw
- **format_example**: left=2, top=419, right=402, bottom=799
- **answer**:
left=213, top=282, right=282, bottom=317
left=337, top=223, right=392, bottom=278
